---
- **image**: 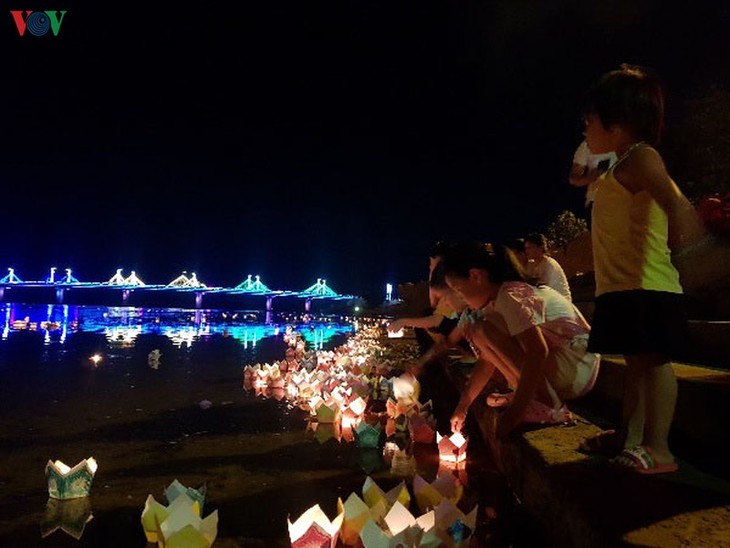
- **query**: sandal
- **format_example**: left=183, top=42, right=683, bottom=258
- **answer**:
left=609, top=446, right=679, bottom=475
left=578, top=429, right=622, bottom=457
left=486, top=391, right=515, bottom=408
left=521, top=400, right=574, bottom=425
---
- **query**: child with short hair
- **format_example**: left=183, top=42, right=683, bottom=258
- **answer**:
left=578, top=64, right=706, bottom=474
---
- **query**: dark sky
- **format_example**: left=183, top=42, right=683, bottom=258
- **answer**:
left=3, top=1, right=730, bottom=304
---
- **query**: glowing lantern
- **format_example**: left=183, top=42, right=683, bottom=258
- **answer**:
left=412, top=473, right=463, bottom=513
left=354, top=421, right=382, bottom=449
left=287, top=504, right=343, bottom=548
left=46, top=457, right=98, bottom=500
left=165, top=479, right=206, bottom=514
left=362, top=476, right=410, bottom=512
left=358, top=501, right=430, bottom=547
left=436, top=432, right=468, bottom=464
left=336, top=492, right=384, bottom=546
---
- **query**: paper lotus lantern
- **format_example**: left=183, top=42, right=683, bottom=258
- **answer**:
left=354, top=421, right=382, bottom=448
left=309, top=422, right=342, bottom=444
left=315, top=400, right=342, bottom=424
left=359, top=501, right=430, bottom=548
left=165, top=479, right=207, bottom=514
left=391, top=372, right=420, bottom=402
left=413, top=474, right=463, bottom=513
left=287, top=504, right=344, bottom=548
left=436, top=431, right=468, bottom=464
left=408, top=413, right=437, bottom=444
left=46, top=457, right=98, bottom=500
left=362, top=477, right=410, bottom=512
left=41, top=496, right=93, bottom=540
left=432, top=498, right=479, bottom=546
left=336, top=492, right=386, bottom=546
left=141, top=493, right=217, bottom=547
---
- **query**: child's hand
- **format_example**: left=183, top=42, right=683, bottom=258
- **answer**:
left=450, top=403, right=469, bottom=433
left=387, top=319, right=405, bottom=333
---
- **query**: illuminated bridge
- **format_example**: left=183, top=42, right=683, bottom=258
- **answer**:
left=0, top=268, right=361, bottom=311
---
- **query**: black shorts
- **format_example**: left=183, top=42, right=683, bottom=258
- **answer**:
left=587, top=289, right=688, bottom=358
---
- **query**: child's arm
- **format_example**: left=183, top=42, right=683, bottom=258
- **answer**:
left=388, top=314, right=443, bottom=332
left=616, top=146, right=706, bottom=250
left=496, top=325, right=549, bottom=439
left=450, top=356, right=496, bottom=433
left=406, top=321, right=465, bottom=377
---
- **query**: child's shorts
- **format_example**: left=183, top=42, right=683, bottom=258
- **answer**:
left=547, top=334, right=600, bottom=400
left=587, top=289, right=687, bottom=357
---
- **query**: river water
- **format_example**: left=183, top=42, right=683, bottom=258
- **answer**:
left=0, top=304, right=546, bottom=547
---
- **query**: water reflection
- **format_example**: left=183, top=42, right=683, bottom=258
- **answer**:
left=40, top=497, right=93, bottom=540
left=0, top=303, right=354, bottom=352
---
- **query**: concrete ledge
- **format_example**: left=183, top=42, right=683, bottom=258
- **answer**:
left=445, top=361, right=730, bottom=548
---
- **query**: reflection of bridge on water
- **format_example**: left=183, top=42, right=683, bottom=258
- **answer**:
left=0, top=268, right=360, bottom=311
left=1, top=302, right=355, bottom=350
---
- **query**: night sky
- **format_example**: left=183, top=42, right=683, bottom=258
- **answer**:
left=3, top=1, right=730, bottom=304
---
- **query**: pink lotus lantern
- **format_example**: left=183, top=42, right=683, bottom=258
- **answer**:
left=436, top=431, right=468, bottom=464
left=287, top=504, right=343, bottom=548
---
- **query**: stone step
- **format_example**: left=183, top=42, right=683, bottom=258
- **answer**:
left=573, top=357, right=730, bottom=479
left=444, top=357, right=730, bottom=548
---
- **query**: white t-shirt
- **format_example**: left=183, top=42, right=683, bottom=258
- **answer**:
left=573, top=141, right=618, bottom=206
left=489, top=282, right=586, bottom=343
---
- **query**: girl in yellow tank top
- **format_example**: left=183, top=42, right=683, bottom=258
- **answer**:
left=578, top=64, right=705, bottom=474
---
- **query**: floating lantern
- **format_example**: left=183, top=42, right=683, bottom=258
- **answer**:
left=354, top=421, right=382, bottom=449
left=165, top=479, right=207, bottom=515
left=141, top=493, right=217, bottom=547
left=314, top=400, right=342, bottom=424
left=413, top=473, right=463, bottom=513
left=391, top=372, right=420, bottom=402
left=287, top=504, right=343, bottom=548
left=359, top=501, right=430, bottom=548
left=362, top=477, right=410, bottom=512
left=336, top=492, right=384, bottom=546
left=310, top=422, right=342, bottom=444
left=341, top=396, right=367, bottom=429
left=89, top=354, right=102, bottom=366
left=408, top=413, right=437, bottom=445
left=436, top=432, right=468, bottom=464
left=40, top=497, right=93, bottom=540
left=46, top=457, right=98, bottom=500
left=433, top=498, right=479, bottom=546
left=158, top=494, right=218, bottom=548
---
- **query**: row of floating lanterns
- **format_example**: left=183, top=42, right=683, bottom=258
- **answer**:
left=245, top=323, right=475, bottom=546
left=41, top=321, right=472, bottom=546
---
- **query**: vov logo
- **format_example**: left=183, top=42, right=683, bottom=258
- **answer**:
left=10, top=10, right=67, bottom=36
